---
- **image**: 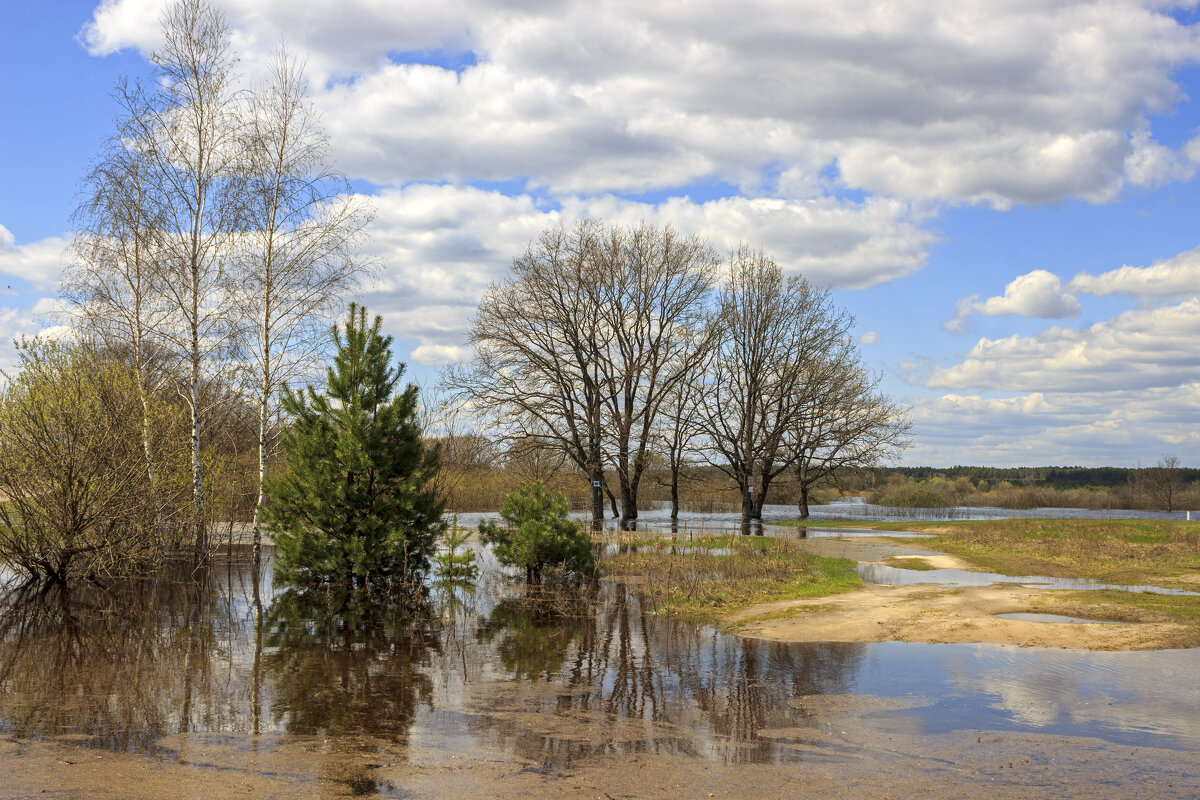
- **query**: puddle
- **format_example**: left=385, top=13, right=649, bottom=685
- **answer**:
left=1, top=547, right=1199, bottom=796
left=996, top=612, right=1122, bottom=625
left=855, top=563, right=1200, bottom=595
left=790, top=527, right=935, bottom=539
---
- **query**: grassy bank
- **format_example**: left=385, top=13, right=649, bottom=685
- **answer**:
left=598, top=532, right=859, bottom=620
left=807, top=518, right=1200, bottom=588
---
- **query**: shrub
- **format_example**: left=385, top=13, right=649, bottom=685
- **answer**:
left=479, top=482, right=595, bottom=585
left=0, top=339, right=170, bottom=583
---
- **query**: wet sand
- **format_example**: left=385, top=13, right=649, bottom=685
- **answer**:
left=5, top=697, right=1198, bottom=799
left=732, top=537, right=1200, bottom=650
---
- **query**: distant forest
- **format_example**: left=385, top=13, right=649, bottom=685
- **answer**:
left=874, top=465, right=1200, bottom=490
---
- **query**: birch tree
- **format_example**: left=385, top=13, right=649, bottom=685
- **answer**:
left=239, top=49, right=373, bottom=569
left=123, top=0, right=246, bottom=556
left=63, top=113, right=175, bottom=527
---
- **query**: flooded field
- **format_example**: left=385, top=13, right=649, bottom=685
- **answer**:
left=2, top=543, right=1199, bottom=798
left=453, top=499, right=1197, bottom=535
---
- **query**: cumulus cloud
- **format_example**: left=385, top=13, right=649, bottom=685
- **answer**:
left=351, top=184, right=934, bottom=363
left=81, top=0, right=1200, bottom=208
left=927, top=297, right=1200, bottom=392
left=0, top=302, right=72, bottom=376
left=945, top=269, right=1081, bottom=333
left=1068, top=246, right=1200, bottom=297
left=946, top=239, right=1200, bottom=332
left=860, top=330, right=880, bottom=345
left=907, top=383, right=1200, bottom=465
left=0, top=225, right=70, bottom=292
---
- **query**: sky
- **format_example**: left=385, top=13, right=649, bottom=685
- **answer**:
left=1, top=0, right=1198, bottom=468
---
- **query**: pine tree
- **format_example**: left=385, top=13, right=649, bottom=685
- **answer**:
left=263, top=304, right=444, bottom=589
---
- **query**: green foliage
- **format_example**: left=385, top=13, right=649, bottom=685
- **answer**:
left=434, top=517, right=478, bottom=581
left=0, top=339, right=171, bottom=582
left=478, top=482, right=596, bottom=585
left=263, top=304, right=445, bottom=590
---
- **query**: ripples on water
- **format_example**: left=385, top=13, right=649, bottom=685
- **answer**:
left=0, top=547, right=1198, bottom=779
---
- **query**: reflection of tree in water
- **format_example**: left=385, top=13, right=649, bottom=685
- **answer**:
left=475, top=594, right=592, bottom=681
left=261, top=589, right=440, bottom=742
left=468, top=582, right=869, bottom=766
left=0, top=565, right=244, bottom=753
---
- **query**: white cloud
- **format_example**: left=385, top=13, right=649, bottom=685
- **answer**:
left=352, top=184, right=934, bottom=363
left=927, top=297, right=1200, bottom=392
left=0, top=225, right=69, bottom=292
left=945, top=269, right=1081, bottom=333
left=860, top=330, right=880, bottom=345
left=1068, top=246, right=1200, bottom=297
left=81, top=0, right=1200, bottom=208
left=907, top=384, right=1200, bottom=466
left=0, top=303, right=72, bottom=376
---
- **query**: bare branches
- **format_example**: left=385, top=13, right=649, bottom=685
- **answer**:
left=237, top=47, right=374, bottom=566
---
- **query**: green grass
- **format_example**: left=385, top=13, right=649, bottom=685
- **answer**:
left=884, top=556, right=937, bottom=571
left=599, top=533, right=860, bottom=620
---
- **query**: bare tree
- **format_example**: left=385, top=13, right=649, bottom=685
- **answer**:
left=238, top=48, right=373, bottom=569
left=790, top=353, right=911, bottom=518
left=451, top=221, right=718, bottom=528
left=652, top=317, right=714, bottom=520
left=590, top=223, right=719, bottom=527
left=1147, top=454, right=1183, bottom=512
left=118, top=0, right=246, bottom=556
left=699, top=248, right=849, bottom=523
left=451, top=222, right=613, bottom=528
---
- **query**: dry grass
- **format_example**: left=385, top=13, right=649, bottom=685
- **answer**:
left=872, top=519, right=1200, bottom=588
left=598, top=531, right=859, bottom=619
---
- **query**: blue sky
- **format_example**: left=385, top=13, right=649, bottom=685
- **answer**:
left=2, top=0, right=1198, bottom=467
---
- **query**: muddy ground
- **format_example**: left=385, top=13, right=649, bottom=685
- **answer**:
left=3, top=694, right=1197, bottom=799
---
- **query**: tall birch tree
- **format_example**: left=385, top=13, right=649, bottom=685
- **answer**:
left=239, top=49, right=373, bottom=570
left=122, top=0, right=246, bottom=556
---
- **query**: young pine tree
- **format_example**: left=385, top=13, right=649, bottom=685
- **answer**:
left=263, top=304, right=444, bottom=590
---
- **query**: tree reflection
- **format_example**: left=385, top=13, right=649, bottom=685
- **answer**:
left=466, top=582, right=870, bottom=765
left=475, top=594, right=593, bottom=682
left=0, top=566, right=239, bottom=752
left=261, top=589, right=440, bottom=742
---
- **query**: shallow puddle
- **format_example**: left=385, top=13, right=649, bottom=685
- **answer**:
left=855, top=563, right=1200, bottom=595
left=995, top=612, right=1122, bottom=625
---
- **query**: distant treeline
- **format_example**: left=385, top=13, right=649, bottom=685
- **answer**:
left=873, top=465, right=1200, bottom=490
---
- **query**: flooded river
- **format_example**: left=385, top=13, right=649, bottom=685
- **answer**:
left=1, top=543, right=1199, bottom=798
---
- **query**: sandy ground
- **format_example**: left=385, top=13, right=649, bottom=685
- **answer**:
left=731, top=541, right=1197, bottom=650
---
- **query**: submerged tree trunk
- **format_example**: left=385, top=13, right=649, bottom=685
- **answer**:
left=253, top=374, right=269, bottom=571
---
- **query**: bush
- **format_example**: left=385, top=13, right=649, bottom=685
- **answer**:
left=876, top=482, right=954, bottom=508
left=479, top=482, right=596, bottom=585
left=0, top=339, right=168, bottom=582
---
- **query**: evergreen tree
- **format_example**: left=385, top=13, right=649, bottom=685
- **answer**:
left=479, top=482, right=595, bottom=585
left=263, top=304, right=444, bottom=589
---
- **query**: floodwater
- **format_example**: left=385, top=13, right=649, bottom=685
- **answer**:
left=2, top=546, right=1200, bottom=797
left=854, top=563, right=1200, bottom=595
left=451, top=497, right=1196, bottom=534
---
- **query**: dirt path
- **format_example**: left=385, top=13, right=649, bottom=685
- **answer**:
left=731, top=542, right=1195, bottom=650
